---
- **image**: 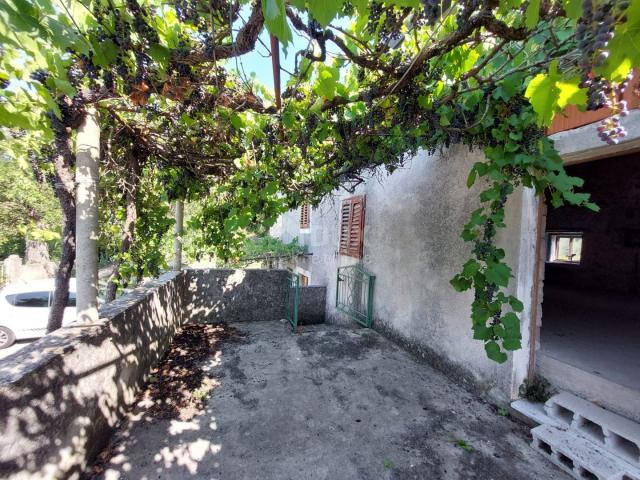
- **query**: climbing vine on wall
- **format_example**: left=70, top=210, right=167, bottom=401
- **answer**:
left=0, top=0, right=639, bottom=360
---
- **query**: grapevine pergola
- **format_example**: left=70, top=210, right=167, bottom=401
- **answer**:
left=0, top=0, right=638, bottom=362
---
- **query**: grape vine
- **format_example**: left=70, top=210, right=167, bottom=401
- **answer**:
left=0, top=0, right=638, bottom=362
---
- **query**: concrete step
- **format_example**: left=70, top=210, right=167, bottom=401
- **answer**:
left=532, top=424, right=640, bottom=480
left=537, top=353, right=640, bottom=423
left=545, top=392, right=640, bottom=467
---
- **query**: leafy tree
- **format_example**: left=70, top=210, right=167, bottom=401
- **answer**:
left=242, top=235, right=307, bottom=259
left=0, top=153, right=61, bottom=260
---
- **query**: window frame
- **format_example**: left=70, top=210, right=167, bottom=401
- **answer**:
left=546, top=232, right=583, bottom=265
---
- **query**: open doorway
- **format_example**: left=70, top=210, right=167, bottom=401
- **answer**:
left=536, top=153, right=640, bottom=419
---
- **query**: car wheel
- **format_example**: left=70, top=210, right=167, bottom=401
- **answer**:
left=0, top=326, right=16, bottom=349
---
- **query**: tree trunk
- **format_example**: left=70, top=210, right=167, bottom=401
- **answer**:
left=105, top=176, right=138, bottom=302
left=105, top=154, right=141, bottom=302
left=47, top=131, right=76, bottom=333
left=75, top=107, right=100, bottom=323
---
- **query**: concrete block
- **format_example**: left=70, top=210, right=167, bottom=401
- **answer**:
left=532, top=424, right=640, bottom=480
left=545, top=392, right=640, bottom=466
left=511, top=399, right=564, bottom=428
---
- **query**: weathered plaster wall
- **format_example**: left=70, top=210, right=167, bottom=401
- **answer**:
left=186, top=269, right=289, bottom=323
left=274, top=145, right=530, bottom=401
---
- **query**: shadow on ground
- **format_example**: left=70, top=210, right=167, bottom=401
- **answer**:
left=93, top=320, right=569, bottom=480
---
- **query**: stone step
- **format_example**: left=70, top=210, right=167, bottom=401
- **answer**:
left=545, top=392, right=640, bottom=467
left=532, top=424, right=640, bottom=480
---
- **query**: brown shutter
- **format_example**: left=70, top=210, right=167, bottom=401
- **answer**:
left=339, top=199, right=352, bottom=255
left=339, top=195, right=365, bottom=258
left=300, top=204, right=310, bottom=229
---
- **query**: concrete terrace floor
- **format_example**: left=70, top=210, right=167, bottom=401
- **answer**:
left=96, top=321, right=569, bottom=480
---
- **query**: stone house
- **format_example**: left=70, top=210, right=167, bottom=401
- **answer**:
left=271, top=101, right=640, bottom=423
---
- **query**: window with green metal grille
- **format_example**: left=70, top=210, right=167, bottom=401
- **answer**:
left=336, top=265, right=375, bottom=328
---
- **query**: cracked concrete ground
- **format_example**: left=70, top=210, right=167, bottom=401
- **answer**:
left=96, top=321, right=569, bottom=480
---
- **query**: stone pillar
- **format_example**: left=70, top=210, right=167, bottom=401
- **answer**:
left=173, top=200, right=184, bottom=271
left=75, top=107, right=100, bottom=323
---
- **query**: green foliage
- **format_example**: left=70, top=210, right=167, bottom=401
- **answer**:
left=454, top=439, right=474, bottom=452
left=242, top=236, right=308, bottom=259
left=519, top=375, right=552, bottom=403
left=0, top=156, right=61, bottom=259
left=99, top=167, right=174, bottom=288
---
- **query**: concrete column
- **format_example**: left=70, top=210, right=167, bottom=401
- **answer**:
left=173, top=200, right=184, bottom=271
left=75, top=107, right=100, bottom=323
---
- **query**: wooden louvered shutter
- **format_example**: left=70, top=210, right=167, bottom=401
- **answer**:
left=339, top=196, right=365, bottom=258
left=300, top=204, right=310, bottom=229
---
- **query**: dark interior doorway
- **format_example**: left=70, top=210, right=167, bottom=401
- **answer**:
left=539, top=153, right=640, bottom=392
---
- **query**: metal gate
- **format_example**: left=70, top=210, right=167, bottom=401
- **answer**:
left=336, top=265, right=375, bottom=328
left=285, top=272, right=300, bottom=332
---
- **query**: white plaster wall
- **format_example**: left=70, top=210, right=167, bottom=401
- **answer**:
left=274, top=110, right=640, bottom=406
left=276, top=145, right=532, bottom=401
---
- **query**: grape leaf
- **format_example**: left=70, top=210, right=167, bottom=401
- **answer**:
left=308, top=0, right=343, bottom=28
left=261, top=0, right=292, bottom=46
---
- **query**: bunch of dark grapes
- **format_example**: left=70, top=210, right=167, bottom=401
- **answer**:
left=596, top=76, right=632, bottom=146
left=111, top=7, right=132, bottom=49
left=174, top=0, right=199, bottom=23
left=575, top=1, right=634, bottom=144
left=421, top=0, right=442, bottom=25
left=134, top=51, right=151, bottom=84
left=0, top=78, right=9, bottom=89
left=366, top=2, right=383, bottom=35
left=575, top=0, right=616, bottom=71
left=455, top=0, right=480, bottom=28
left=103, top=70, right=115, bottom=91
left=30, top=69, right=50, bottom=85
left=203, top=32, right=216, bottom=57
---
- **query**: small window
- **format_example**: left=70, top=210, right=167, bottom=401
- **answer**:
left=300, top=204, right=310, bottom=229
left=12, top=291, right=50, bottom=307
left=339, top=195, right=366, bottom=258
left=67, top=292, right=76, bottom=307
left=547, top=233, right=583, bottom=264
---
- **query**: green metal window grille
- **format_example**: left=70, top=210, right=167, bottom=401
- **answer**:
left=285, top=272, right=300, bottom=332
left=336, top=265, right=375, bottom=328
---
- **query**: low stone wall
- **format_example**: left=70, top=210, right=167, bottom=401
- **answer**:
left=298, top=286, right=326, bottom=325
left=0, top=271, right=188, bottom=480
left=186, top=268, right=289, bottom=323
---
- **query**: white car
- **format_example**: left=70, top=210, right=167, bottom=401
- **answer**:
left=0, top=278, right=77, bottom=349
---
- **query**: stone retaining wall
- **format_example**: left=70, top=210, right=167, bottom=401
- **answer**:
left=186, top=269, right=290, bottom=323
left=298, top=286, right=326, bottom=325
